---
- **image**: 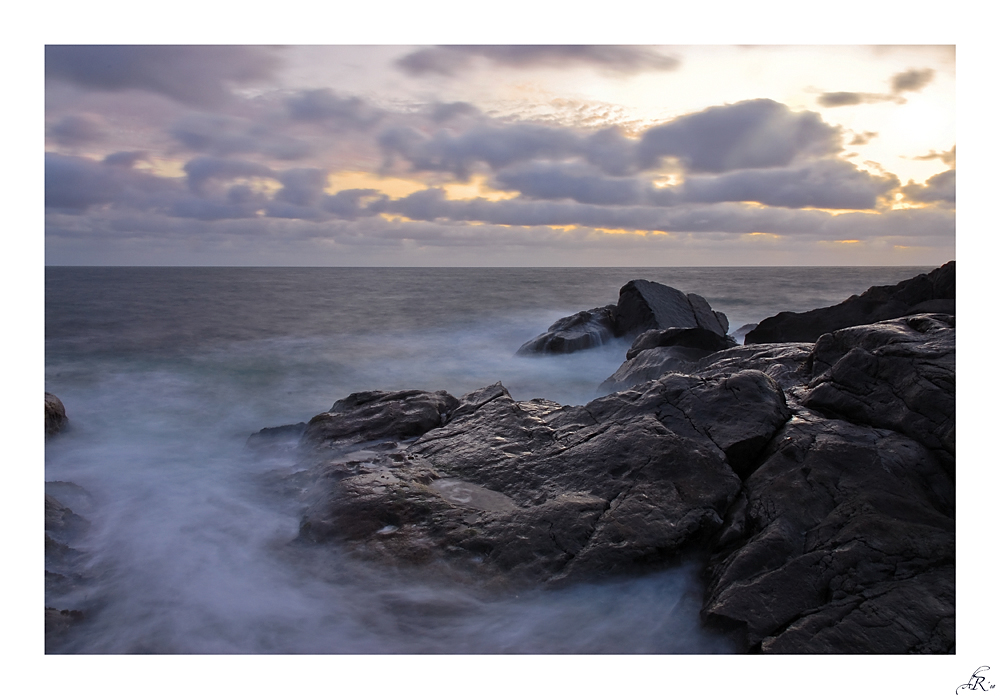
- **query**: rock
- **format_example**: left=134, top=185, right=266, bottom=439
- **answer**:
left=802, top=314, right=956, bottom=470
left=626, top=327, right=736, bottom=360
left=516, top=280, right=730, bottom=355
left=45, top=483, right=93, bottom=650
left=246, top=422, right=307, bottom=458
left=732, top=323, right=758, bottom=345
left=294, top=368, right=795, bottom=586
left=302, top=389, right=460, bottom=449
left=600, top=336, right=810, bottom=395
left=703, top=413, right=954, bottom=653
left=615, top=280, right=729, bottom=338
left=745, top=261, right=954, bottom=344
left=45, top=392, right=68, bottom=437
left=516, top=305, right=617, bottom=355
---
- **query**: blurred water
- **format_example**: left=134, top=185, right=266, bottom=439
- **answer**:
left=44, top=265, right=933, bottom=653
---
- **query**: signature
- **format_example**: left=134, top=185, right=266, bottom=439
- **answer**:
left=958, top=667, right=996, bottom=694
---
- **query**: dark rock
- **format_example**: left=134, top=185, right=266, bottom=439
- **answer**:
left=615, top=280, right=729, bottom=338
left=732, top=323, right=758, bottom=345
left=516, top=305, right=617, bottom=355
left=46, top=607, right=85, bottom=649
left=703, top=413, right=954, bottom=653
left=626, top=327, right=736, bottom=360
left=516, top=280, right=730, bottom=356
left=302, top=389, right=460, bottom=448
left=745, top=261, right=954, bottom=343
left=45, top=393, right=68, bottom=437
left=599, top=347, right=702, bottom=394
left=246, top=422, right=307, bottom=457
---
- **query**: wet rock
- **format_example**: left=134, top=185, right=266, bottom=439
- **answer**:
left=517, top=280, right=730, bottom=355
left=801, top=314, right=955, bottom=468
left=745, top=261, right=954, bottom=344
left=703, top=414, right=954, bottom=653
left=626, top=327, right=736, bottom=360
left=302, top=389, right=460, bottom=449
left=616, top=280, right=729, bottom=339
left=516, top=305, right=617, bottom=355
left=45, top=392, right=68, bottom=437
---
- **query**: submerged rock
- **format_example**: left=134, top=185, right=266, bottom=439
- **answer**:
left=45, top=393, right=68, bottom=437
left=517, top=279, right=730, bottom=355
left=516, top=305, right=617, bottom=355
left=745, top=260, right=954, bottom=344
left=256, top=272, right=955, bottom=654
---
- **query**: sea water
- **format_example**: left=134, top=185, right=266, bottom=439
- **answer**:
left=44, top=266, right=933, bottom=653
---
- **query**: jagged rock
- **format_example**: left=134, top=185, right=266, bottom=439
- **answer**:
left=626, top=327, right=736, bottom=360
left=616, top=280, right=729, bottom=338
left=45, top=393, right=68, bottom=437
left=302, top=389, right=460, bottom=448
left=600, top=338, right=810, bottom=395
left=802, top=314, right=955, bottom=469
left=745, top=261, right=954, bottom=344
left=516, top=305, right=617, bottom=355
left=516, top=280, right=730, bottom=355
left=294, top=369, right=793, bottom=586
left=703, top=413, right=954, bottom=653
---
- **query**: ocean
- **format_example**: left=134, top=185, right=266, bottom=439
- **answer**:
left=44, top=266, right=934, bottom=653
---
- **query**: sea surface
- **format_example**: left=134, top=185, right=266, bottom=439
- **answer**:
left=44, top=266, right=933, bottom=653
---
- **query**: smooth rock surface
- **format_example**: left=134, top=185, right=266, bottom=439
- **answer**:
left=616, top=280, right=729, bottom=338
left=516, top=305, right=617, bottom=355
left=745, top=261, right=954, bottom=344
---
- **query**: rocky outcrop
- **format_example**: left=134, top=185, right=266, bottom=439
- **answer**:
left=45, top=393, right=68, bottom=437
left=616, top=280, right=729, bottom=339
left=516, top=305, right=617, bottom=355
left=267, top=307, right=954, bottom=653
left=745, top=261, right=954, bottom=344
left=517, top=280, right=730, bottom=355
left=626, top=327, right=736, bottom=360
left=45, top=482, right=92, bottom=651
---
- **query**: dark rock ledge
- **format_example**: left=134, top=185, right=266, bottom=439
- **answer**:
left=253, top=288, right=955, bottom=653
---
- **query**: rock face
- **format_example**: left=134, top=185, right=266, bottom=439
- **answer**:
left=516, top=280, right=730, bottom=355
left=45, top=393, right=68, bottom=437
left=745, top=261, right=954, bottom=344
left=616, top=280, right=729, bottom=338
left=516, top=305, right=617, bottom=355
left=270, top=306, right=954, bottom=653
left=45, top=482, right=92, bottom=651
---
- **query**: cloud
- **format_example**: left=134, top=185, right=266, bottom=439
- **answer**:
left=285, top=89, right=383, bottom=129
left=396, top=45, right=680, bottom=77
left=637, top=99, right=841, bottom=172
left=379, top=100, right=841, bottom=179
left=46, top=113, right=106, bottom=146
left=818, top=67, right=936, bottom=108
left=914, top=146, right=956, bottom=168
left=849, top=131, right=879, bottom=146
left=182, top=156, right=275, bottom=195
left=891, top=68, right=935, bottom=94
left=45, top=45, right=281, bottom=107
left=274, top=168, right=329, bottom=207
left=45, top=152, right=178, bottom=211
left=901, top=168, right=955, bottom=206
left=170, top=113, right=313, bottom=160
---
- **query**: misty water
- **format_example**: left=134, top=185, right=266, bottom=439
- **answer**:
left=45, top=266, right=932, bottom=653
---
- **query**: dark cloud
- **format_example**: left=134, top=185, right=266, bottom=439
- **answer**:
left=637, top=99, right=841, bottom=172
left=902, top=168, right=955, bottom=206
left=274, top=168, right=328, bottom=207
left=849, top=131, right=879, bottom=146
left=182, top=156, right=275, bottom=196
left=396, top=45, right=680, bottom=77
left=378, top=123, right=583, bottom=180
left=45, top=46, right=281, bottom=107
left=285, top=89, right=383, bottom=129
left=379, top=100, right=840, bottom=179
left=47, top=114, right=106, bottom=146
left=103, top=151, right=148, bottom=168
left=45, top=152, right=177, bottom=212
left=891, top=68, right=935, bottom=94
left=914, top=145, right=956, bottom=168
left=493, top=163, right=648, bottom=206
left=322, top=189, right=388, bottom=220
left=428, top=101, right=481, bottom=123
left=680, top=160, right=899, bottom=209
left=170, top=114, right=313, bottom=160
left=819, top=67, right=936, bottom=108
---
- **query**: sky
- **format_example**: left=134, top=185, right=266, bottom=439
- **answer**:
left=44, top=44, right=956, bottom=266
